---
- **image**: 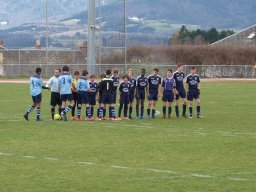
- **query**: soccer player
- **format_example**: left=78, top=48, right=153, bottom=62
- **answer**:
left=46, top=68, right=62, bottom=120
left=147, top=68, right=161, bottom=119
left=88, top=74, right=99, bottom=118
left=128, top=68, right=136, bottom=119
left=76, top=70, right=93, bottom=121
left=135, top=68, right=148, bottom=119
left=110, top=69, right=119, bottom=118
left=97, top=73, right=106, bottom=119
left=71, top=71, right=79, bottom=120
left=162, top=69, right=176, bottom=119
left=173, top=63, right=188, bottom=118
left=23, top=67, right=48, bottom=121
left=118, top=74, right=130, bottom=119
left=59, top=66, right=75, bottom=121
left=98, top=69, right=117, bottom=120
left=186, top=66, right=203, bottom=118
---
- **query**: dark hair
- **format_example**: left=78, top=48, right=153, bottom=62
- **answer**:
left=82, top=70, right=88, bottom=76
left=122, top=74, right=129, bottom=79
left=56, top=68, right=61, bottom=72
left=112, top=69, right=118, bottom=74
left=35, top=67, right=42, bottom=74
left=167, top=69, right=173, bottom=73
left=177, top=63, right=184, bottom=68
left=74, top=71, right=80, bottom=76
left=100, top=73, right=106, bottom=78
left=90, top=74, right=96, bottom=78
left=153, top=68, right=159, bottom=72
left=106, top=69, right=111, bottom=75
left=191, top=66, right=196, bottom=70
left=62, top=65, right=69, bottom=72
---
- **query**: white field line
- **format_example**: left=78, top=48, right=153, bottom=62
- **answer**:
left=111, top=165, right=130, bottom=169
left=0, top=152, right=13, bottom=156
left=44, top=157, right=59, bottom=161
left=192, top=173, right=213, bottom=178
left=228, top=178, right=249, bottom=181
left=146, top=169, right=176, bottom=174
left=23, top=156, right=37, bottom=159
left=78, top=161, right=94, bottom=166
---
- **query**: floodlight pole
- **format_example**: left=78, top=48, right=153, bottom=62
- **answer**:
left=124, top=0, right=127, bottom=72
left=88, top=0, right=96, bottom=74
left=45, top=0, right=48, bottom=63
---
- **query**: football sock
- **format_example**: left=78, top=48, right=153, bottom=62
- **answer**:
left=77, top=107, right=81, bottom=118
left=140, top=106, right=144, bottom=117
left=124, top=104, right=128, bottom=117
left=162, top=106, right=167, bottom=116
left=61, top=108, right=65, bottom=113
left=51, top=108, right=55, bottom=119
left=58, top=107, right=62, bottom=115
left=86, top=107, right=91, bottom=118
left=168, top=107, right=172, bottom=116
left=91, top=107, right=94, bottom=117
left=147, top=108, right=151, bottom=116
left=110, top=107, right=116, bottom=118
left=136, top=104, right=139, bottom=117
left=152, top=109, right=156, bottom=117
left=189, top=107, right=193, bottom=116
left=36, top=107, right=41, bottom=119
left=64, top=105, right=73, bottom=114
left=129, top=106, right=133, bottom=117
left=103, top=108, right=106, bottom=118
left=99, top=107, right=104, bottom=118
left=109, top=107, right=111, bottom=118
left=197, top=106, right=201, bottom=115
left=71, top=104, right=75, bottom=117
left=27, top=105, right=35, bottom=114
left=97, top=108, right=100, bottom=118
left=118, top=104, right=123, bottom=117
left=175, top=106, right=179, bottom=116
left=182, top=104, right=187, bottom=115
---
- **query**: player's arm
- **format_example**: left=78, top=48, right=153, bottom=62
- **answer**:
left=158, top=78, right=162, bottom=97
left=40, top=79, right=49, bottom=90
left=161, top=79, right=165, bottom=96
left=173, top=81, right=177, bottom=99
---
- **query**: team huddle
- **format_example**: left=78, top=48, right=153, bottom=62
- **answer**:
left=23, top=64, right=203, bottom=121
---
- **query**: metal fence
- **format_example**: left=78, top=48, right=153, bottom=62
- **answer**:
left=0, top=64, right=255, bottom=78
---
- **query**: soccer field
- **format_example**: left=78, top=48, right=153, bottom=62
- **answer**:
left=0, top=81, right=256, bottom=192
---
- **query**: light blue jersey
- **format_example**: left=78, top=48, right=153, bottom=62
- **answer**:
left=30, top=75, right=43, bottom=96
left=58, top=73, right=73, bottom=95
left=76, top=77, right=90, bottom=92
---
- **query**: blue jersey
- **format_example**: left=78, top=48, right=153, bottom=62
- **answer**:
left=148, top=75, right=161, bottom=92
left=128, top=77, right=136, bottom=93
left=119, top=82, right=130, bottom=95
left=136, top=75, right=148, bottom=90
left=76, top=77, right=90, bottom=92
left=30, top=75, right=43, bottom=96
left=111, top=76, right=119, bottom=91
left=186, top=74, right=200, bottom=90
left=58, top=73, right=73, bottom=95
left=162, top=77, right=176, bottom=91
left=89, top=81, right=99, bottom=96
left=173, top=71, right=186, bottom=90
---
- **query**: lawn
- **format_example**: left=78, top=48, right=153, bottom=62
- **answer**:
left=0, top=82, right=256, bottom=192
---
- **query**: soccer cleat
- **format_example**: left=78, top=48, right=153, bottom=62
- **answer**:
left=23, top=114, right=29, bottom=121
left=123, top=117, right=129, bottom=120
left=61, top=112, right=67, bottom=121
left=87, top=117, right=94, bottom=121
left=182, top=114, right=188, bottom=118
left=197, top=115, right=204, bottom=119
left=70, top=116, right=76, bottom=121
left=77, top=117, right=83, bottom=121
left=36, top=118, right=43, bottom=121
left=103, top=117, right=109, bottom=121
left=189, top=115, right=193, bottom=119
left=96, top=117, right=102, bottom=121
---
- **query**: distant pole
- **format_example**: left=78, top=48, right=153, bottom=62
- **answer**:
left=45, top=0, right=49, bottom=65
left=88, top=0, right=96, bottom=74
left=124, top=0, right=127, bottom=71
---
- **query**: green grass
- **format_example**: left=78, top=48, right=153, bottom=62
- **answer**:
left=0, top=82, right=256, bottom=192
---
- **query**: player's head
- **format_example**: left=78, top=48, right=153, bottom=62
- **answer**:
left=100, top=73, right=106, bottom=80
left=152, top=68, right=159, bottom=76
left=54, top=69, right=61, bottom=77
left=90, top=74, right=96, bottom=82
left=141, top=68, right=146, bottom=76
left=167, top=69, right=173, bottom=77
left=190, top=66, right=196, bottom=75
left=128, top=68, right=134, bottom=77
left=177, top=63, right=184, bottom=71
left=81, top=70, right=88, bottom=77
left=74, top=71, right=80, bottom=79
left=35, top=67, right=42, bottom=75
left=123, top=74, right=129, bottom=82
left=112, top=69, right=118, bottom=76
left=106, top=69, right=112, bottom=77
left=62, top=65, right=69, bottom=73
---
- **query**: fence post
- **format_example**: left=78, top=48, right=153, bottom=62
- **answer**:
left=244, top=65, right=247, bottom=78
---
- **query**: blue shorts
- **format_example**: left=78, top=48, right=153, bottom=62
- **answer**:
left=77, top=91, right=89, bottom=104
left=176, top=89, right=187, bottom=100
left=148, top=91, right=158, bottom=101
left=88, top=94, right=96, bottom=106
left=136, top=89, right=145, bottom=100
left=187, top=89, right=200, bottom=101
left=120, top=94, right=130, bottom=105
left=32, top=94, right=42, bottom=104
left=102, top=92, right=114, bottom=105
left=61, top=94, right=74, bottom=102
left=112, top=91, right=117, bottom=104
left=162, top=91, right=174, bottom=102
left=129, top=92, right=135, bottom=103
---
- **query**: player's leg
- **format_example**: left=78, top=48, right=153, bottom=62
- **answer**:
left=128, top=94, right=134, bottom=119
left=86, top=103, right=93, bottom=120
left=50, top=92, right=56, bottom=120
left=175, top=94, right=180, bottom=118
left=168, top=102, right=172, bottom=119
left=162, top=101, right=167, bottom=119
left=140, top=99, right=145, bottom=119
left=118, top=103, right=123, bottom=118
left=152, top=100, right=157, bottom=119
left=36, top=102, right=42, bottom=121
left=71, top=92, right=77, bottom=120
left=196, top=98, right=203, bottom=118
left=147, top=99, right=152, bottom=119
left=110, top=103, right=117, bottom=120
left=182, top=96, right=188, bottom=118
left=51, top=105, right=56, bottom=120
left=189, top=100, right=193, bottom=118
left=61, top=95, right=74, bottom=121
left=136, top=98, right=140, bottom=118
left=24, top=99, right=36, bottom=121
